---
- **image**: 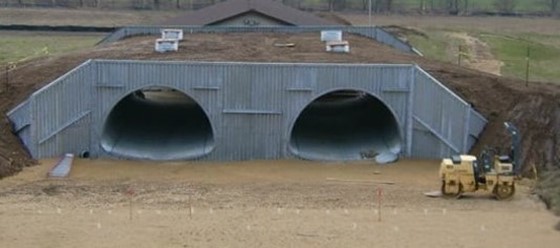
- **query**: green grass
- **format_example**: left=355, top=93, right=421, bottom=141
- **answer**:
left=0, top=33, right=103, bottom=66
left=517, top=33, right=560, bottom=48
left=403, top=26, right=560, bottom=84
left=479, top=33, right=560, bottom=83
left=406, top=29, right=466, bottom=63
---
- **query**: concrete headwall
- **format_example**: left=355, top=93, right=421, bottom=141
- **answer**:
left=8, top=60, right=486, bottom=161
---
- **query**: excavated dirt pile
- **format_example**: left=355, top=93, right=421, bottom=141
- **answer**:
left=1, top=32, right=559, bottom=178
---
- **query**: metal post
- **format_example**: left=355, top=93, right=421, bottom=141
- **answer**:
left=458, top=45, right=462, bottom=66
left=368, top=0, right=372, bottom=27
left=525, top=45, right=530, bottom=87
left=4, top=64, right=9, bottom=92
left=377, top=187, right=383, bottom=222
left=5, top=62, right=17, bottom=92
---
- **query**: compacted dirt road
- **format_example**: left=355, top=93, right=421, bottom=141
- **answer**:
left=0, top=159, right=557, bottom=248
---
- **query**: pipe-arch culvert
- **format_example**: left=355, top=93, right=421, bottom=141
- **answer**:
left=288, top=89, right=402, bottom=162
left=99, top=88, right=402, bottom=162
left=100, top=87, right=215, bottom=160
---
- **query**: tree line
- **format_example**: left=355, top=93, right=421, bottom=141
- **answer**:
left=313, top=0, right=558, bottom=15
left=1, top=0, right=558, bottom=15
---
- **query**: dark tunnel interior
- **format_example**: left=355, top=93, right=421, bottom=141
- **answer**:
left=289, top=90, right=402, bottom=161
left=100, top=88, right=214, bottom=160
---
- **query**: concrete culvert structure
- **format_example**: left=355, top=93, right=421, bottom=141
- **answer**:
left=100, top=88, right=214, bottom=160
left=8, top=60, right=487, bottom=161
left=289, top=90, right=401, bottom=161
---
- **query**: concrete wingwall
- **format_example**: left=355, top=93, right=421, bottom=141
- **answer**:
left=8, top=60, right=486, bottom=161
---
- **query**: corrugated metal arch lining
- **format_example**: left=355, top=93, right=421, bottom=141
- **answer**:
left=100, top=86, right=215, bottom=160
left=289, top=89, right=402, bottom=160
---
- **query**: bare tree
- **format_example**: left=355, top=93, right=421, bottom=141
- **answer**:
left=386, top=0, right=393, bottom=12
left=447, top=0, right=460, bottom=14
left=494, top=0, right=516, bottom=13
left=445, top=0, right=470, bottom=15
left=370, top=0, right=388, bottom=13
left=419, top=0, right=426, bottom=13
left=418, top=0, right=445, bottom=13
left=280, top=0, right=302, bottom=9
left=546, top=0, right=559, bottom=14
left=340, top=0, right=348, bottom=10
left=325, top=0, right=348, bottom=11
left=326, top=0, right=333, bottom=11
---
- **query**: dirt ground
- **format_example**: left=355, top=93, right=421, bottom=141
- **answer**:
left=0, top=159, right=558, bottom=248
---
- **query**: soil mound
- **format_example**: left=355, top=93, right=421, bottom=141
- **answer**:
left=1, top=32, right=559, bottom=178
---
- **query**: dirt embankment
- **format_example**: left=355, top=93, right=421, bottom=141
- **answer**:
left=428, top=64, right=560, bottom=172
left=1, top=33, right=560, bottom=178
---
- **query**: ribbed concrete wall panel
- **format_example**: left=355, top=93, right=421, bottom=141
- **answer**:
left=6, top=99, right=34, bottom=153
left=411, top=121, right=443, bottom=156
left=7, top=100, right=33, bottom=153
left=31, top=61, right=93, bottom=158
left=468, top=110, right=488, bottom=150
left=7, top=100, right=30, bottom=132
left=39, top=115, right=91, bottom=157
left=8, top=60, right=486, bottom=161
left=219, top=114, right=284, bottom=160
left=412, top=68, right=472, bottom=158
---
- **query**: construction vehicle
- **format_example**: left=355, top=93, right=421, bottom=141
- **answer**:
left=439, top=122, right=520, bottom=200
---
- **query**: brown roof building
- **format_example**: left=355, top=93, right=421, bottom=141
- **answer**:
left=163, top=0, right=338, bottom=26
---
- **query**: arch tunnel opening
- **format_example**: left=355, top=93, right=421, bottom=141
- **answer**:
left=101, top=87, right=214, bottom=160
left=289, top=90, right=402, bottom=161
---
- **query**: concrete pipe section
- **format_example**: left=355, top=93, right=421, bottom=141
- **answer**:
left=289, top=90, right=402, bottom=162
left=101, top=88, right=214, bottom=160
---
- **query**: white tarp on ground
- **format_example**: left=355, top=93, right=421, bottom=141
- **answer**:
left=48, top=153, right=74, bottom=178
left=375, top=151, right=399, bottom=164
